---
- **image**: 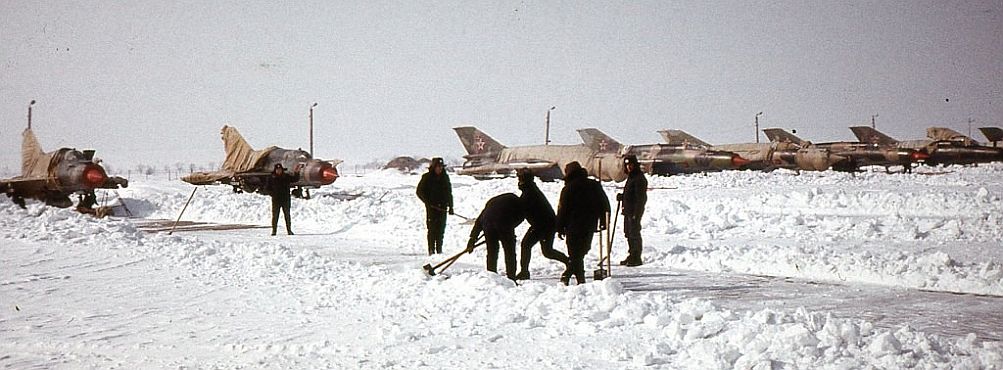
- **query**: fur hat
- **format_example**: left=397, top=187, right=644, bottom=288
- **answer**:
left=564, top=161, right=583, bottom=176
left=623, top=155, right=639, bottom=166
left=517, top=169, right=535, bottom=183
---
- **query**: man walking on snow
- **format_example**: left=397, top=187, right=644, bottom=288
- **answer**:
left=556, top=162, right=610, bottom=285
left=515, top=169, right=568, bottom=280
left=417, top=157, right=453, bottom=255
left=619, top=155, right=648, bottom=266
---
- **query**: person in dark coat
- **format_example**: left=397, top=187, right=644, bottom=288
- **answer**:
left=268, top=163, right=300, bottom=236
left=465, top=193, right=525, bottom=280
left=515, top=169, right=568, bottom=280
left=555, top=161, right=610, bottom=285
left=416, top=157, right=453, bottom=255
left=618, top=155, right=648, bottom=266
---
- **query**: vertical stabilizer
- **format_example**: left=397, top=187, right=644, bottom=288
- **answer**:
left=220, top=125, right=259, bottom=172
left=21, top=128, right=47, bottom=176
left=849, top=126, right=898, bottom=145
left=927, top=127, right=975, bottom=145
left=658, top=129, right=712, bottom=148
left=978, top=127, right=1003, bottom=147
left=577, top=128, right=623, bottom=153
left=762, top=128, right=809, bottom=146
left=453, top=126, right=506, bottom=155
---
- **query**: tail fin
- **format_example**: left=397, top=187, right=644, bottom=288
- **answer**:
left=21, top=128, right=46, bottom=176
left=927, top=127, right=975, bottom=144
left=577, top=128, right=623, bottom=153
left=453, top=126, right=506, bottom=155
left=220, top=125, right=258, bottom=172
left=658, top=129, right=712, bottom=148
left=849, top=126, right=898, bottom=145
left=762, top=128, right=809, bottom=146
left=979, top=127, right=1003, bottom=147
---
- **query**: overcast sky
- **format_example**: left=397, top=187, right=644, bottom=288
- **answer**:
left=2, top=0, right=1000, bottom=172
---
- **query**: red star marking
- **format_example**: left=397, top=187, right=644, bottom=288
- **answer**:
left=474, top=135, right=486, bottom=153
left=599, top=139, right=609, bottom=151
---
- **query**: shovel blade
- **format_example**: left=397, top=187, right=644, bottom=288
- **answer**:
left=422, top=263, right=437, bottom=276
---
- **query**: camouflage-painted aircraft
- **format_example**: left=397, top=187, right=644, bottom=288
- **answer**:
left=1, top=116, right=127, bottom=209
left=849, top=126, right=1003, bottom=166
left=577, top=128, right=750, bottom=175
left=453, top=126, right=625, bottom=181
left=762, top=128, right=928, bottom=172
left=658, top=129, right=846, bottom=172
left=183, top=125, right=340, bottom=197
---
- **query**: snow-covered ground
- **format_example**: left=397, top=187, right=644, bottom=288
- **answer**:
left=2, top=164, right=1002, bottom=368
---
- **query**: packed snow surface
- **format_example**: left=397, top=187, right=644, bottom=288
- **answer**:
left=2, top=164, right=1002, bottom=368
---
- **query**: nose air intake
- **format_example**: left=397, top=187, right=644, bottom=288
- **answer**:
left=320, top=166, right=339, bottom=185
left=82, top=165, right=108, bottom=188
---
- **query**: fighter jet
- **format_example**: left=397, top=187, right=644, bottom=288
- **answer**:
left=453, top=126, right=625, bottom=181
left=1, top=102, right=128, bottom=209
left=576, top=128, right=750, bottom=175
left=182, top=125, right=340, bottom=197
left=762, top=128, right=928, bottom=172
left=849, top=126, right=1003, bottom=166
left=658, top=129, right=846, bottom=172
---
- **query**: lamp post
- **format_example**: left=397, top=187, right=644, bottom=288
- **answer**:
left=545, top=106, right=556, bottom=145
left=968, top=117, right=974, bottom=138
left=27, top=100, right=36, bottom=129
left=309, top=102, right=317, bottom=156
left=755, top=112, right=763, bottom=143
left=871, top=114, right=879, bottom=129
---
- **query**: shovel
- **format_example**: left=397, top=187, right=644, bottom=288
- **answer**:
left=422, top=237, right=484, bottom=276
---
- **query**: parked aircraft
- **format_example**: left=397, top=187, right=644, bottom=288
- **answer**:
left=658, top=129, right=846, bottom=172
left=576, top=128, right=749, bottom=175
left=2, top=102, right=127, bottom=209
left=761, top=128, right=928, bottom=172
left=849, top=126, right=1003, bottom=166
left=183, top=125, right=340, bottom=198
left=453, top=126, right=625, bottom=181
left=979, top=127, right=1002, bottom=147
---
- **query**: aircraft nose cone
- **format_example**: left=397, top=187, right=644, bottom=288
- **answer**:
left=730, top=155, right=751, bottom=167
left=82, top=165, right=108, bottom=188
left=910, top=151, right=930, bottom=162
left=320, top=165, right=339, bottom=184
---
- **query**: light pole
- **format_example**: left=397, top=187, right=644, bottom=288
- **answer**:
left=545, top=106, right=556, bottom=145
left=27, top=100, right=36, bottom=129
left=968, top=117, right=974, bottom=138
left=755, top=112, right=763, bottom=143
left=871, top=114, right=879, bottom=129
left=309, top=102, right=317, bottom=156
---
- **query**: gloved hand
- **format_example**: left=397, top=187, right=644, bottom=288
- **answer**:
left=448, top=207, right=454, bottom=215
left=557, top=228, right=566, bottom=240
left=616, top=193, right=623, bottom=201
left=466, top=237, right=477, bottom=253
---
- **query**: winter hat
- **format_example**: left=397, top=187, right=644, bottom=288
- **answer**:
left=564, top=161, right=583, bottom=176
left=623, top=155, right=639, bottom=166
left=517, top=169, right=535, bottom=183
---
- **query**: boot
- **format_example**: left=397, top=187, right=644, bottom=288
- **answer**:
left=515, top=271, right=530, bottom=280
left=559, top=267, right=571, bottom=286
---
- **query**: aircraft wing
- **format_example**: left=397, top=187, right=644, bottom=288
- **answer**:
left=658, top=130, right=713, bottom=148
left=1, top=177, right=51, bottom=194
left=182, top=171, right=237, bottom=185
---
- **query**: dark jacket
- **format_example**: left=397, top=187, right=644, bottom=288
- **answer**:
left=556, top=168, right=610, bottom=235
left=622, top=169, right=648, bottom=216
left=470, top=193, right=525, bottom=237
left=268, top=172, right=299, bottom=202
left=519, top=181, right=556, bottom=230
left=416, top=171, right=453, bottom=211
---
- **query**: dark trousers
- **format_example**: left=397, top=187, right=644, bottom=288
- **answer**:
left=520, top=226, right=569, bottom=273
left=565, top=232, right=594, bottom=284
left=485, top=230, right=517, bottom=280
left=623, top=211, right=643, bottom=261
left=271, top=198, right=292, bottom=234
left=426, top=208, right=447, bottom=255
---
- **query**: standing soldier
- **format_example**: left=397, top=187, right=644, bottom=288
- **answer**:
left=515, top=169, right=568, bottom=280
left=417, top=157, right=453, bottom=255
left=556, top=162, right=610, bottom=285
left=268, top=163, right=300, bottom=236
left=464, top=193, right=525, bottom=280
left=618, top=155, right=647, bottom=266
